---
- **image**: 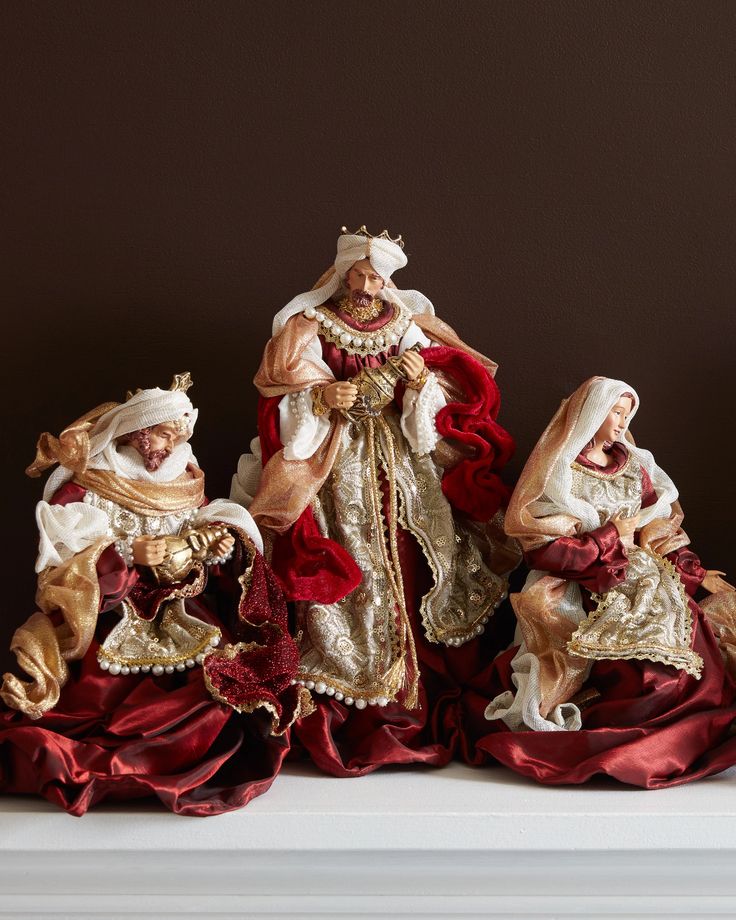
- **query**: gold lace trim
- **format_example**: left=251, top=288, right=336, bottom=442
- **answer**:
left=567, top=548, right=703, bottom=678
left=97, top=629, right=220, bottom=667
left=570, top=453, right=632, bottom=480
left=395, top=477, right=505, bottom=645
left=367, top=416, right=419, bottom=708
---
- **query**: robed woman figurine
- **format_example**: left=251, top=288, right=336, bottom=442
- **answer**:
left=233, top=227, right=519, bottom=776
left=479, top=376, right=736, bottom=787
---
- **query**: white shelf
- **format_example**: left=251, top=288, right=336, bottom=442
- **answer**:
left=3, top=761, right=736, bottom=918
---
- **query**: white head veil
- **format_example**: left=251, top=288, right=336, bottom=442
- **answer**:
left=271, top=229, right=436, bottom=335
left=533, top=377, right=678, bottom=532
left=43, top=388, right=198, bottom=501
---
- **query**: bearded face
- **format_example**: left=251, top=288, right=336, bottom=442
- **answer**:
left=122, top=420, right=189, bottom=471
left=345, top=258, right=385, bottom=306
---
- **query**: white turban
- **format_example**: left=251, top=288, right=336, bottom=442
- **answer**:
left=271, top=231, right=435, bottom=335
left=43, top=388, right=199, bottom=501
left=333, top=232, right=408, bottom=281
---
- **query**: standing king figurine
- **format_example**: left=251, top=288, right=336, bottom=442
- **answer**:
left=233, top=226, right=519, bottom=775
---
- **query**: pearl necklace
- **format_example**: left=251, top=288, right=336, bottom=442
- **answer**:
left=303, top=302, right=412, bottom=357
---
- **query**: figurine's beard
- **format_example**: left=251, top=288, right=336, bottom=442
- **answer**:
left=124, top=429, right=173, bottom=471
left=137, top=446, right=172, bottom=471
left=350, top=290, right=375, bottom=309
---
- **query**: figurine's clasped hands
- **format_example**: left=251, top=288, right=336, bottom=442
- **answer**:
left=702, top=570, right=736, bottom=595
left=132, top=535, right=167, bottom=567
left=611, top=511, right=639, bottom=541
left=323, top=381, right=358, bottom=411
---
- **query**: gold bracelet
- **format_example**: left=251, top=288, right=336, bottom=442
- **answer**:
left=311, top=386, right=330, bottom=416
left=405, top=369, right=429, bottom=391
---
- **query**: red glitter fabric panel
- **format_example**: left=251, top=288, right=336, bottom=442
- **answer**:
left=202, top=546, right=305, bottom=730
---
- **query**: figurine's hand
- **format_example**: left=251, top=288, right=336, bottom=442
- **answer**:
left=323, top=381, right=358, bottom=410
left=611, top=511, right=639, bottom=541
left=212, top=534, right=235, bottom=557
left=702, top=570, right=736, bottom=594
left=401, top=350, right=425, bottom=381
left=132, top=535, right=167, bottom=567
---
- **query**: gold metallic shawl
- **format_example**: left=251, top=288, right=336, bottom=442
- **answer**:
left=26, top=402, right=119, bottom=479
left=74, top=465, right=205, bottom=515
left=250, top=313, right=346, bottom=533
left=1, top=537, right=113, bottom=719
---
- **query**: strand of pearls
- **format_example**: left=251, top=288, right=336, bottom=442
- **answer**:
left=291, top=677, right=389, bottom=709
left=303, top=305, right=410, bottom=357
left=97, top=634, right=221, bottom=676
left=206, top=545, right=235, bottom=566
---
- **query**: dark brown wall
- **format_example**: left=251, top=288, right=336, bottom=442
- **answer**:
left=2, top=1, right=735, bottom=662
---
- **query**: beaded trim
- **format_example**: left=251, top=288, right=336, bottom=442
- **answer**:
left=303, top=301, right=412, bottom=357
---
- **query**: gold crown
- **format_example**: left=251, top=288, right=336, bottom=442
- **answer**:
left=125, top=371, right=193, bottom=401
left=340, top=225, right=404, bottom=249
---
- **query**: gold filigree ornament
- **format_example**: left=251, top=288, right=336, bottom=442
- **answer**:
left=151, top=524, right=231, bottom=585
left=337, top=294, right=384, bottom=324
left=340, top=345, right=422, bottom=423
left=302, top=301, right=412, bottom=357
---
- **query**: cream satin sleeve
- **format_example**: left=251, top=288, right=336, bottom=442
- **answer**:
left=399, top=322, right=446, bottom=456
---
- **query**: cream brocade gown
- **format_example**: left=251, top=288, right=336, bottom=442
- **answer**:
left=566, top=454, right=702, bottom=677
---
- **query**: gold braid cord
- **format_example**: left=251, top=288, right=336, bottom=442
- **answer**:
left=365, top=417, right=420, bottom=710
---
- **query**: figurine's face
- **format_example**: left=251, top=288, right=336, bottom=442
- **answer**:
left=124, top=419, right=190, bottom=471
left=345, top=258, right=385, bottom=298
left=595, top=395, right=634, bottom=445
left=148, top=421, right=188, bottom=454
